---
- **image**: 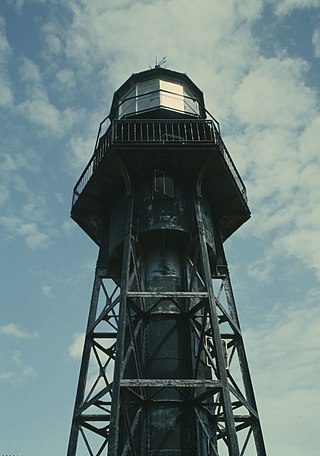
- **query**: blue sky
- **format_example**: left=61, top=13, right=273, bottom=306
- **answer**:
left=0, top=0, right=320, bottom=455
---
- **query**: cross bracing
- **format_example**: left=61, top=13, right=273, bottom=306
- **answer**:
left=67, top=189, right=266, bottom=456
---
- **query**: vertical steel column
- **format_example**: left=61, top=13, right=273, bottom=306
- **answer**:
left=67, top=261, right=119, bottom=455
left=194, top=192, right=240, bottom=456
left=224, top=272, right=266, bottom=456
left=108, top=188, right=135, bottom=456
left=67, top=271, right=104, bottom=455
left=214, top=229, right=267, bottom=456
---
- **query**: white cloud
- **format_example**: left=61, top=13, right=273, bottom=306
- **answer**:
left=6, top=0, right=25, bottom=14
left=0, top=371, right=13, bottom=382
left=41, top=21, right=63, bottom=55
left=0, top=148, right=39, bottom=174
left=0, top=323, right=38, bottom=339
left=312, top=27, right=320, bottom=58
left=56, top=68, right=76, bottom=89
left=0, top=16, right=14, bottom=107
left=17, top=222, right=51, bottom=249
left=0, top=78, right=14, bottom=107
left=68, top=332, right=85, bottom=359
left=0, top=148, right=54, bottom=249
left=0, top=352, right=36, bottom=382
left=269, top=0, right=320, bottom=15
left=0, top=184, right=10, bottom=205
left=247, top=252, right=275, bottom=283
left=233, top=56, right=316, bottom=128
left=0, top=15, right=11, bottom=59
left=66, top=116, right=101, bottom=172
left=16, top=57, right=81, bottom=136
left=18, top=98, right=59, bottom=131
left=12, top=350, right=37, bottom=379
left=42, top=285, right=54, bottom=297
left=245, top=296, right=320, bottom=455
left=7, top=0, right=58, bottom=12
left=280, top=229, right=320, bottom=278
left=0, top=214, right=21, bottom=230
left=19, top=56, right=42, bottom=88
left=62, top=219, right=76, bottom=238
left=67, top=134, right=95, bottom=171
left=0, top=212, right=52, bottom=250
left=60, top=0, right=261, bottom=93
left=226, top=78, right=320, bottom=278
left=17, top=98, right=79, bottom=136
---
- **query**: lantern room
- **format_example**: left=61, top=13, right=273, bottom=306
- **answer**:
left=109, top=67, right=206, bottom=120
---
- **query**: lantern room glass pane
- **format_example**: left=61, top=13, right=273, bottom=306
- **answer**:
left=137, top=80, right=159, bottom=95
left=184, top=88, right=200, bottom=115
left=160, top=80, right=184, bottom=112
left=137, top=79, right=160, bottom=112
left=119, top=87, right=136, bottom=117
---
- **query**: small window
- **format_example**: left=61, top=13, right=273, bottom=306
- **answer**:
left=154, top=169, right=174, bottom=199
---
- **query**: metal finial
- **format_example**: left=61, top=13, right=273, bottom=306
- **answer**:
left=155, top=56, right=167, bottom=68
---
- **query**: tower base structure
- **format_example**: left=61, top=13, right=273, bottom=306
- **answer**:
left=68, top=188, right=266, bottom=456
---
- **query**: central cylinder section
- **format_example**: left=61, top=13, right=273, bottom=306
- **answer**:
left=144, top=241, right=190, bottom=378
left=143, top=238, right=195, bottom=453
left=109, top=177, right=216, bottom=455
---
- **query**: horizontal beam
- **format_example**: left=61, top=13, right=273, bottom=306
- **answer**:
left=92, top=332, right=117, bottom=338
left=217, top=415, right=253, bottom=422
left=127, top=291, right=209, bottom=298
left=79, top=414, right=111, bottom=422
left=120, top=379, right=221, bottom=388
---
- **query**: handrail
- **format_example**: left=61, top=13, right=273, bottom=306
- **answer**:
left=111, top=118, right=215, bottom=143
left=72, top=126, right=112, bottom=206
left=72, top=119, right=247, bottom=207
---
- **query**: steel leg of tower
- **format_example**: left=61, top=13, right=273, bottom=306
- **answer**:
left=66, top=262, right=120, bottom=455
left=67, top=190, right=266, bottom=456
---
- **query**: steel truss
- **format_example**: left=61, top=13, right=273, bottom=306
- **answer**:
left=67, top=188, right=266, bottom=456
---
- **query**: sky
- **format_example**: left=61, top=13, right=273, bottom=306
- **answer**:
left=0, top=0, right=320, bottom=454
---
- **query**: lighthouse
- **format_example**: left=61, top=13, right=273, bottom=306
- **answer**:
left=67, top=66, right=266, bottom=456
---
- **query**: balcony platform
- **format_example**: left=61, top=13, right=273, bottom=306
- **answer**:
left=71, top=119, right=250, bottom=244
